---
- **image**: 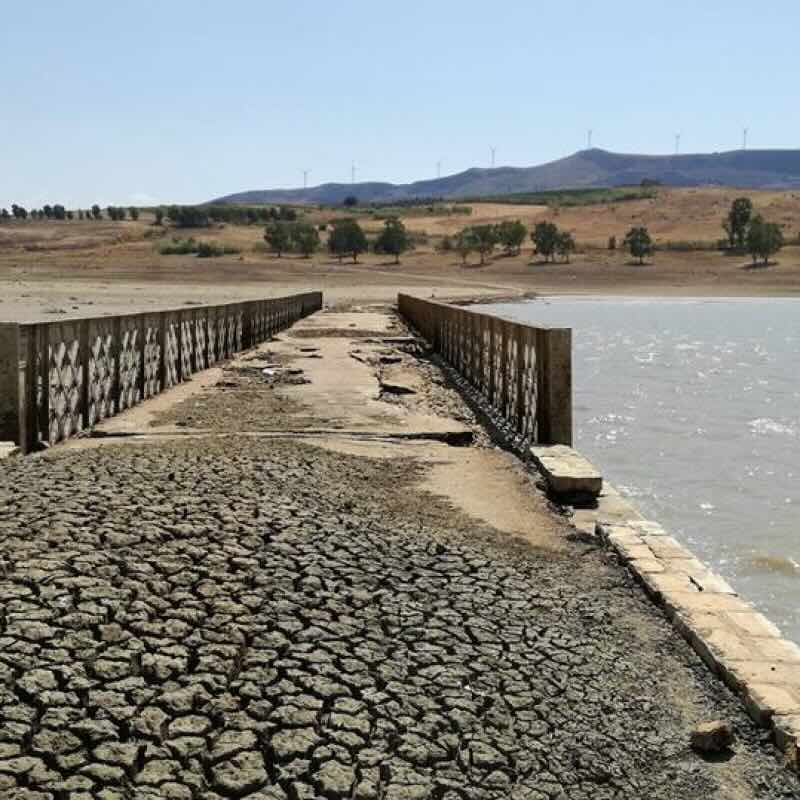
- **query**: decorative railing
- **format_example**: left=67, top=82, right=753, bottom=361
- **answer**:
left=397, top=294, right=572, bottom=445
left=0, top=292, right=322, bottom=453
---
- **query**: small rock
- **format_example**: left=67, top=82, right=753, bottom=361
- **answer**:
left=691, top=720, right=734, bottom=753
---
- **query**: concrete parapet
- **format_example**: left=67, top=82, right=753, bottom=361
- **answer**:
left=0, top=292, right=322, bottom=453
left=0, top=324, right=22, bottom=442
left=397, top=294, right=573, bottom=446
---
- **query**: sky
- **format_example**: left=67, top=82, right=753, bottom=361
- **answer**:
left=2, top=0, right=799, bottom=208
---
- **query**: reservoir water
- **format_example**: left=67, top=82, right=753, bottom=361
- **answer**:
left=483, top=297, right=800, bottom=644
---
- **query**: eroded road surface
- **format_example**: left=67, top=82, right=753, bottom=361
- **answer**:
left=0, top=308, right=797, bottom=800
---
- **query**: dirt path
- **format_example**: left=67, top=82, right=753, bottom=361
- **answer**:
left=0, top=308, right=797, bottom=799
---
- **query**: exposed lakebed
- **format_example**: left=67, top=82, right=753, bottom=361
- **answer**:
left=483, top=297, right=800, bottom=644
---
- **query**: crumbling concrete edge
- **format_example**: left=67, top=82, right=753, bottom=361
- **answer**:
left=530, top=443, right=603, bottom=501
left=574, top=482, right=800, bottom=773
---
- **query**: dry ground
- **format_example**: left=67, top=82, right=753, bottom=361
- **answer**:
left=2, top=188, right=800, bottom=322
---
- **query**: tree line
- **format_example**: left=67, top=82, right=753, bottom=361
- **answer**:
left=157, top=205, right=299, bottom=228
left=0, top=204, right=141, bottom=222
left=261, top=216, right=415, bottom=264
left=439, top=220, right=577, bottom=266
left=0, top=203, right=297, bottom=227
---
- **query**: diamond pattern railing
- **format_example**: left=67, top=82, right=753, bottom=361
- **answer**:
left=0, top=293, right=322, bottom=452
left=397, top=294, right=572, bottom=446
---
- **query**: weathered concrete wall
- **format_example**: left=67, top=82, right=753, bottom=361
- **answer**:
left=0, top=324, right=20, bottom=442
left=397, top=293, right=572, bottom=445
left=0, top=292, right=322, bottom=452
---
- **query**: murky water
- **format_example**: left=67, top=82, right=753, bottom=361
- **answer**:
left=483, top=297, right=800, bottom=643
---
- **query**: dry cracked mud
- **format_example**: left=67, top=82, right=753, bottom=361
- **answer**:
left=0, top=436, right=798, bottom=800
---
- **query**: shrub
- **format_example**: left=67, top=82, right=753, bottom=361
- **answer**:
left=158, top=237, right=198, bottom=255
left=555, top=231, right=576, bottom=262
left=659, top=240, right=717, bottom=252
left=158, top=237, right=239, bottom=257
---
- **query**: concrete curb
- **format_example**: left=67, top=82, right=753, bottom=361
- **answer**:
left=530, top=444, right=602, bottom=500
left=595, top=513, right=800, bottom=771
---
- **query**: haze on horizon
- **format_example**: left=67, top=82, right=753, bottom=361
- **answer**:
left=2, top=0, right=799, bottom=209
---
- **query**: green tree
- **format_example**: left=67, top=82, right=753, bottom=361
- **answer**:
left=264, top=222, right=292, bottom=257
left=608, top=235, right=617, bottom=251
left=623, top=226, right=654, bottom=264
left=556, top=231, right=576, bottom=263
left=497, top=219, right=527, bottom=255
left=167, top=206, right=208, bottom=228
left=455, top=228, right=478, bottom=265
left=723, top=197, right=753, bottom=250
left=746, top=215, right=784, bottom=265
left=129, top=207, right=140, bottom=221
left=154, top=207, right=165, bottom=226
left=343, top=195, right=358, bottom=208
left=53, top=204, right=66, bottom=221
left=43, top=205, right=53, bottom=219
left=531, top=221, right=560, bottom=262
left=11, top=204, right=27, bottom=220
left=0, top=208, right=10, bottom=221
left=328, top=218, right=368, bottom=262
left=290, top=222, right=321, bottom=258
left=91, top=204, right=102, bottom=220
left=374, top=217, right=413, bottom=263
left=470, top=224, right=499, bottom=265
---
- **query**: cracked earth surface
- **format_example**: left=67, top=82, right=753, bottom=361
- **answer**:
left=0, top=438, right=798, bottom=800
left=0, top=310, right=798, bottom=799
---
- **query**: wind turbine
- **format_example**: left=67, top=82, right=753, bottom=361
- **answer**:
left=490, top=147, right=496, bottom=168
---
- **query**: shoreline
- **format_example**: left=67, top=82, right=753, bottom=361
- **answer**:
left=396, top=295, right=800, bottom=773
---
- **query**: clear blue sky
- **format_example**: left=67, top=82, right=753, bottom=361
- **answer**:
left=2, top=0, right=799, bottom=208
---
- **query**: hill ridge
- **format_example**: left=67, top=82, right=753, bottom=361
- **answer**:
left=211, top=148, right=800, bottom=205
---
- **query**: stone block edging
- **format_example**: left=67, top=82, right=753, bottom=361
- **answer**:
left=530, top=444, right=603, bottom=499
left=596, top=515, right=800, bottom=771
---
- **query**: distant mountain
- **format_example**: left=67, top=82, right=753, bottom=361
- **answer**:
left=211, top=148, right=800, bottom=205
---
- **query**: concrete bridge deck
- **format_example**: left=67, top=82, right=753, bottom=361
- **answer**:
left=0, top=307, right=797, bottom=799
